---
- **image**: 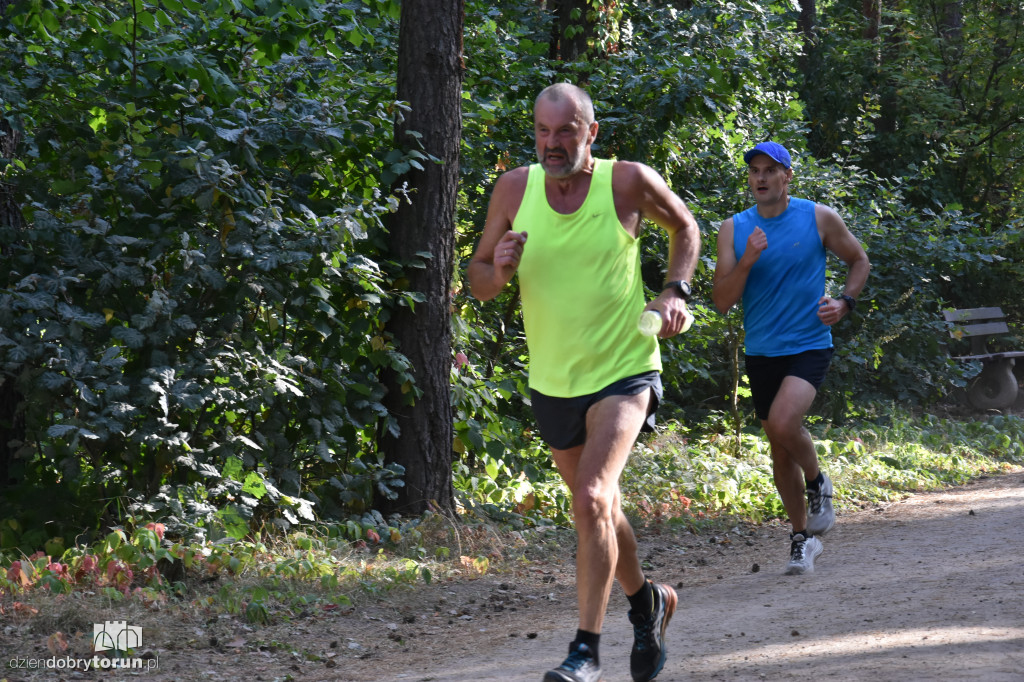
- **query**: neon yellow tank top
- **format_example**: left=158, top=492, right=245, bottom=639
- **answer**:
left=515, top=159, right=660, bottom=397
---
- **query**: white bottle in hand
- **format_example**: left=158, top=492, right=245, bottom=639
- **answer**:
left=637, top=310, right=663, bottom=337
left=637, top=305, right=694, bottom=337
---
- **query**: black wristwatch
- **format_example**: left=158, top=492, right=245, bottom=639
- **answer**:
left=839, top=294, right=857, bottom=311
left=663, top=280, right=692, bottom=301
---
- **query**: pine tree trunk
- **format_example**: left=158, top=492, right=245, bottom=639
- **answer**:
left=0, top=0, right=26, bottom=485
left=549, top=0, right=592, bottom=61
left=862, top=0, right=880, bottom=41
left=378, top=0, right=463, bottom=514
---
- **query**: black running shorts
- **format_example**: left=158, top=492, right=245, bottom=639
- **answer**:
left=530, top=371, right=663, bottom=451
left=744, top=348, right=834, bottom=421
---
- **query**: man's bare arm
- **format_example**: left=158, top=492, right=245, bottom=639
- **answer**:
left=712, top=218, right=766, bottom=314
left=815, top=203, right=870, bottom=325
left=467, top=169, right=529, bottom=302
left=625, top=162, right=701, bottom=336
left=817, top=204, right=870, bottom=299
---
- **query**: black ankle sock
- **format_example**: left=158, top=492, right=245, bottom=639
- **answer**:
left=806, top=471, right=824, bottom=489
left=627, top=579, right=654, bottom=616
left=791, top=529, right=811, bottom=539
left=572, top=629, right=600, bottom=662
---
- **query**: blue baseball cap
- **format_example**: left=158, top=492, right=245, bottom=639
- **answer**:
left=743, top=141, right=791, bottom=168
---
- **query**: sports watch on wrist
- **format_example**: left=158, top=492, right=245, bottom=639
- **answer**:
left=839, top=294, right=857, bottom=311
left=663, top=280, right=692, bottom=301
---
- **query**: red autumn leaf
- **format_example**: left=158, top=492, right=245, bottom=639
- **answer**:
left=145, top=522, right=166, bottom=541
left=47, top=632, right=69, bottom=655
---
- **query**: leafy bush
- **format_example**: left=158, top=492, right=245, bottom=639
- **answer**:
left=0, top=0, right=416, bottom=543
left=0, top=0, right=1018, bottom=557
left=622, top=408, right=1024, bottom=530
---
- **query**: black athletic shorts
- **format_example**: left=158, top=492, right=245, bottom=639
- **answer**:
left=529, top=371, right=663, bottom=450
left=745, top=348, right=834, bottom=421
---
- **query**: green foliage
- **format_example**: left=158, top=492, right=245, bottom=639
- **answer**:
left=0, top=0, right=416, bottom=542
left=0, top=0, right=1020, bottom=559
left=819, top=406, right=1024, bottom=505
left=0, top=520, right=461, bottom=624
left=453, top=449, right=573, bottom=527
left=1, top=522, right=182, bottom=600
left=623, top=426, right=786, bottom=527
left=798, top=0, right=1024, bottom=312
left=621, top=408, right=1024, bottom=529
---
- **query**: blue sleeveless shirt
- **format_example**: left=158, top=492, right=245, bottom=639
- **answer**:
left=732, top=197, right=832, bottom=356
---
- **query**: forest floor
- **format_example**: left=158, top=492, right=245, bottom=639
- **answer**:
left=3, top=467, right=1023, bottom=681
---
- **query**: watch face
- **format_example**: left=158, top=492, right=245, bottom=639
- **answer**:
left=664, top=281, right=691, bottom=300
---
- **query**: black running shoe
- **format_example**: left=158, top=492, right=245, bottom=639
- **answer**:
left=628, top=582, right=677, bottom=681
left=543, top=642, right=601, bottom=682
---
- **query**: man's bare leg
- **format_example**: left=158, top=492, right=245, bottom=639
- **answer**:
left=611, top=489, right=645, bottom=596
left=761, top=375, right=831, bottom=575
left=761, top=375, right=819, bottom=530
left=550, top=390, right=649, bottom=633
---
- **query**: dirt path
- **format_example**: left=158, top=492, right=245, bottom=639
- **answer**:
left=4, top=471, right=1023, bottom=681
left=336, top=470, right=1024, bottom=682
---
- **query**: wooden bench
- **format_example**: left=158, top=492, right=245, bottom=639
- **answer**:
left=943, top=307, right=1024, bottom=409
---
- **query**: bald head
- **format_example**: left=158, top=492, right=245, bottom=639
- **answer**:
left=535, top=83, right=595, bottom=125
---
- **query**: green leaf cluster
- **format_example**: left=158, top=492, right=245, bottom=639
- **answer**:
left=0, top=0, right=417, bottom=543
left=0, top=0, right=1020, bottom=548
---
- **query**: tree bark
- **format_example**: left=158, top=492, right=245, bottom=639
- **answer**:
left=796, top=0, right=823, bottom=154
left=549, top=0, right=592, bottom=61
left=796, top=0, right=819, bottom=88
left=797, top=0, right=817, bottom=44
left=935, top=0, right=963, bottom=88
left=378, top=0, right=463, bottom=514
left=874, top=0, right=901, bottom=141
left=862, top=0, right=881, bottom=41
left=0, top=0, right=25, bottom=485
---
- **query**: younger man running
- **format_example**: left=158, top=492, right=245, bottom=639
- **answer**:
left=712, top=141, right=869, bottom=575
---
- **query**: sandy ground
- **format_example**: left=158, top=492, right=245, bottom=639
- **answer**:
left=365, top=470, right=1024, bottom=682
left=3, top=471, right=1023, bottom=681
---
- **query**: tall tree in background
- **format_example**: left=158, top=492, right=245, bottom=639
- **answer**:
left=862, top=0, right=881, bottom=40
left=797, top=0, right=818, bottom=64
left=550, top=0, right=593, bottom=60
left=0, top=0, right=24, bottom=485
left=379, top=0, right=464, bottom=514
left=547, top=0, right=624, bottom=63
left=871, top=0, right=901, bottom=145
left=796, top=0, right=820, bottom=151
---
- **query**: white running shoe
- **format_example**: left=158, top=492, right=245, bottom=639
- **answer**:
left=805, top=472, right=835, bottom=536
left=785, top=532, right=823, bottom=575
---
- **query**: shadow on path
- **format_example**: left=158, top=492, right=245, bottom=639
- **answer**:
left=426, top=472, right=1024, bottom=682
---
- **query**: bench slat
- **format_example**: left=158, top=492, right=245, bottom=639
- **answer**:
left=948, top=321, right=1011, bottom=337
left=953, top=351, right=1024, bottom=361
left=943, top=307, right=1005, bottom=322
